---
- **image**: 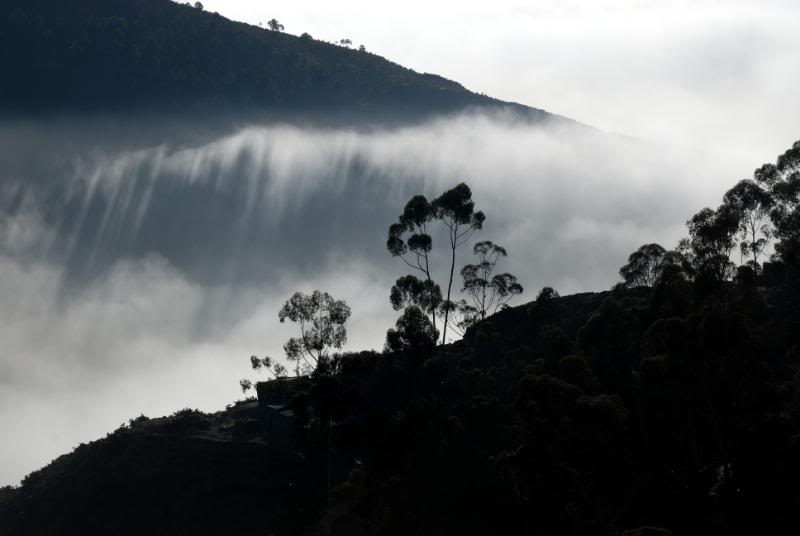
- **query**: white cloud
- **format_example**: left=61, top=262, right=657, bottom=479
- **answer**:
left=0, top=110, right=750, bottom=484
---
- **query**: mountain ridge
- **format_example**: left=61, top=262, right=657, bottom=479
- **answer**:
left=0, top=0, right=556, bottom=123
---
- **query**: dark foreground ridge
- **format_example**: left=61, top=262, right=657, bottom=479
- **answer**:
left=2, top=278, right=799, bottom=535
left=0, top=0, right=553, bottom=122
left=0, top=401, right=316, bottom=535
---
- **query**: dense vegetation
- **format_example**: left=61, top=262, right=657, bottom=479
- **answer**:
left=0, top=0, right=545, bottom=118
left=264, top=140, right=800, bottom=535
left=0, top=405, right=317, bottom=535
left=3, top=142, right=798, bottom=536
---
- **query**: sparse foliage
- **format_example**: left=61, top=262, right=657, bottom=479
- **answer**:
left=267, top=18, right=284, bottom=32
left=619, top=243, right=667, bottom=288
left=432, top=183, right=485, bottom=344
left=240, top=354, right=289, bottom=398
left=387, top=183, right=486, bottom=345
left=461, top=241, right=523, bottom=323
left=723, top=179, right=774, bottom=269
left=250, top=354, right=288, bottom=378
left=680, top=204, right=739, bottom=282
left=436, top=299, right=480, bottom=338
left=239, top=378, right=252, bottom=394
left=387, top=195, right=440, bottom=332
left=754, top=141, right=800, bottom=266
left=279, top=290, right=351, bottom=375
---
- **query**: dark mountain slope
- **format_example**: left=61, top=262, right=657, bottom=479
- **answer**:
left=3, top=279, right=799, bottom=535
left=0, top=0, right=550, bottom=120
left=0, top=403, right=318, bottom=535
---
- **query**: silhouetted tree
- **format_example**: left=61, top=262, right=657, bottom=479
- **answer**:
left=754, top=140, right=800, bottom=206
left=239, top=378, right=252, bottom=393
left=385, top=305, right=438, bottom=357
left=619, top=243, right=667, bottom=287
left=723, top=179, right=773, bottom=269
left=432, top=183, right=485, bottom=344
left=279, top=291, right=351, bottom=375
left=436, top=299, right=479, bottom=338
left=391, top=275, right=442, bottom=317
left=773, top=209, right=800, bottom=268
left=359, top=44, right=366, bottom=52
left=387, top=195, right=440, bottom=332
left=250, top=355, right=288, bottom=378
left=267, top=18, right=284, bottom=32
left=754, top=140, right=800, bottom=267
left=238, top=355, right=288, bottom=395
left=680, top=204, right=739, bottom=283
left=193, top=2, right=203, bottom=10
left=339, top=39, right=352, bottom=47
left=461, top=241, right=523, bottom=321
left=536, top=286, right=560, bottom=301
left=649, top=256, right=693, bottom=316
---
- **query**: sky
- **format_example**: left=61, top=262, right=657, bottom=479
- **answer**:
left=196, top=0, right=800, bottom=163
left=1, top=0, right=799, bottom=486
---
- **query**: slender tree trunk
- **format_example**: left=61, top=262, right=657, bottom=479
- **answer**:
left=441, top=234, right=457, bottom=346
left=424, top=250, right=437, bottom=336
left=480, top=259, right=488, bottom=320
left=416, top=222, right=437, bottom=337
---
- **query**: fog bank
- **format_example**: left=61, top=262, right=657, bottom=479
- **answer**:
left=0, top=111, right=755, bottom=484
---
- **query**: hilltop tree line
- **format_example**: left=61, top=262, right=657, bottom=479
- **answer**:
left=187, top=3, right=361, bottom=48
left=233, top=140, right=800, bottom=535
left=243, top=182, right=523, bottom=386
left=250, top=138, right=799, bottom=386
left=619, top=141, right=799, bottom=293
left=1, top=0, right=476, bottom=113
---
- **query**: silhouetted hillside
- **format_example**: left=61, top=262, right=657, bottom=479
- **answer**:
left=0, top=403, right=318, bottom=535
left=2, top=278, right=799, bottom=535
left=2, top=2, right=799, bottom=533
left=0, top=0, right=550, bottom=120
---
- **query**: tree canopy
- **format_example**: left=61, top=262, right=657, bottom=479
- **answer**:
left=432, top=183, right=485, bottom=344
left=278, top=290, right=351, bottom=375
left=619, top=243, right=667, bottom=287
left=267, top=18, right=284, bottom=32
left=461, top=240, right=523, bottom=319
left=386, top=183, right=493, bottom=347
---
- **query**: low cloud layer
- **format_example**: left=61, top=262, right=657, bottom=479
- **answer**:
left=0, top=111, right=752, bottom=484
